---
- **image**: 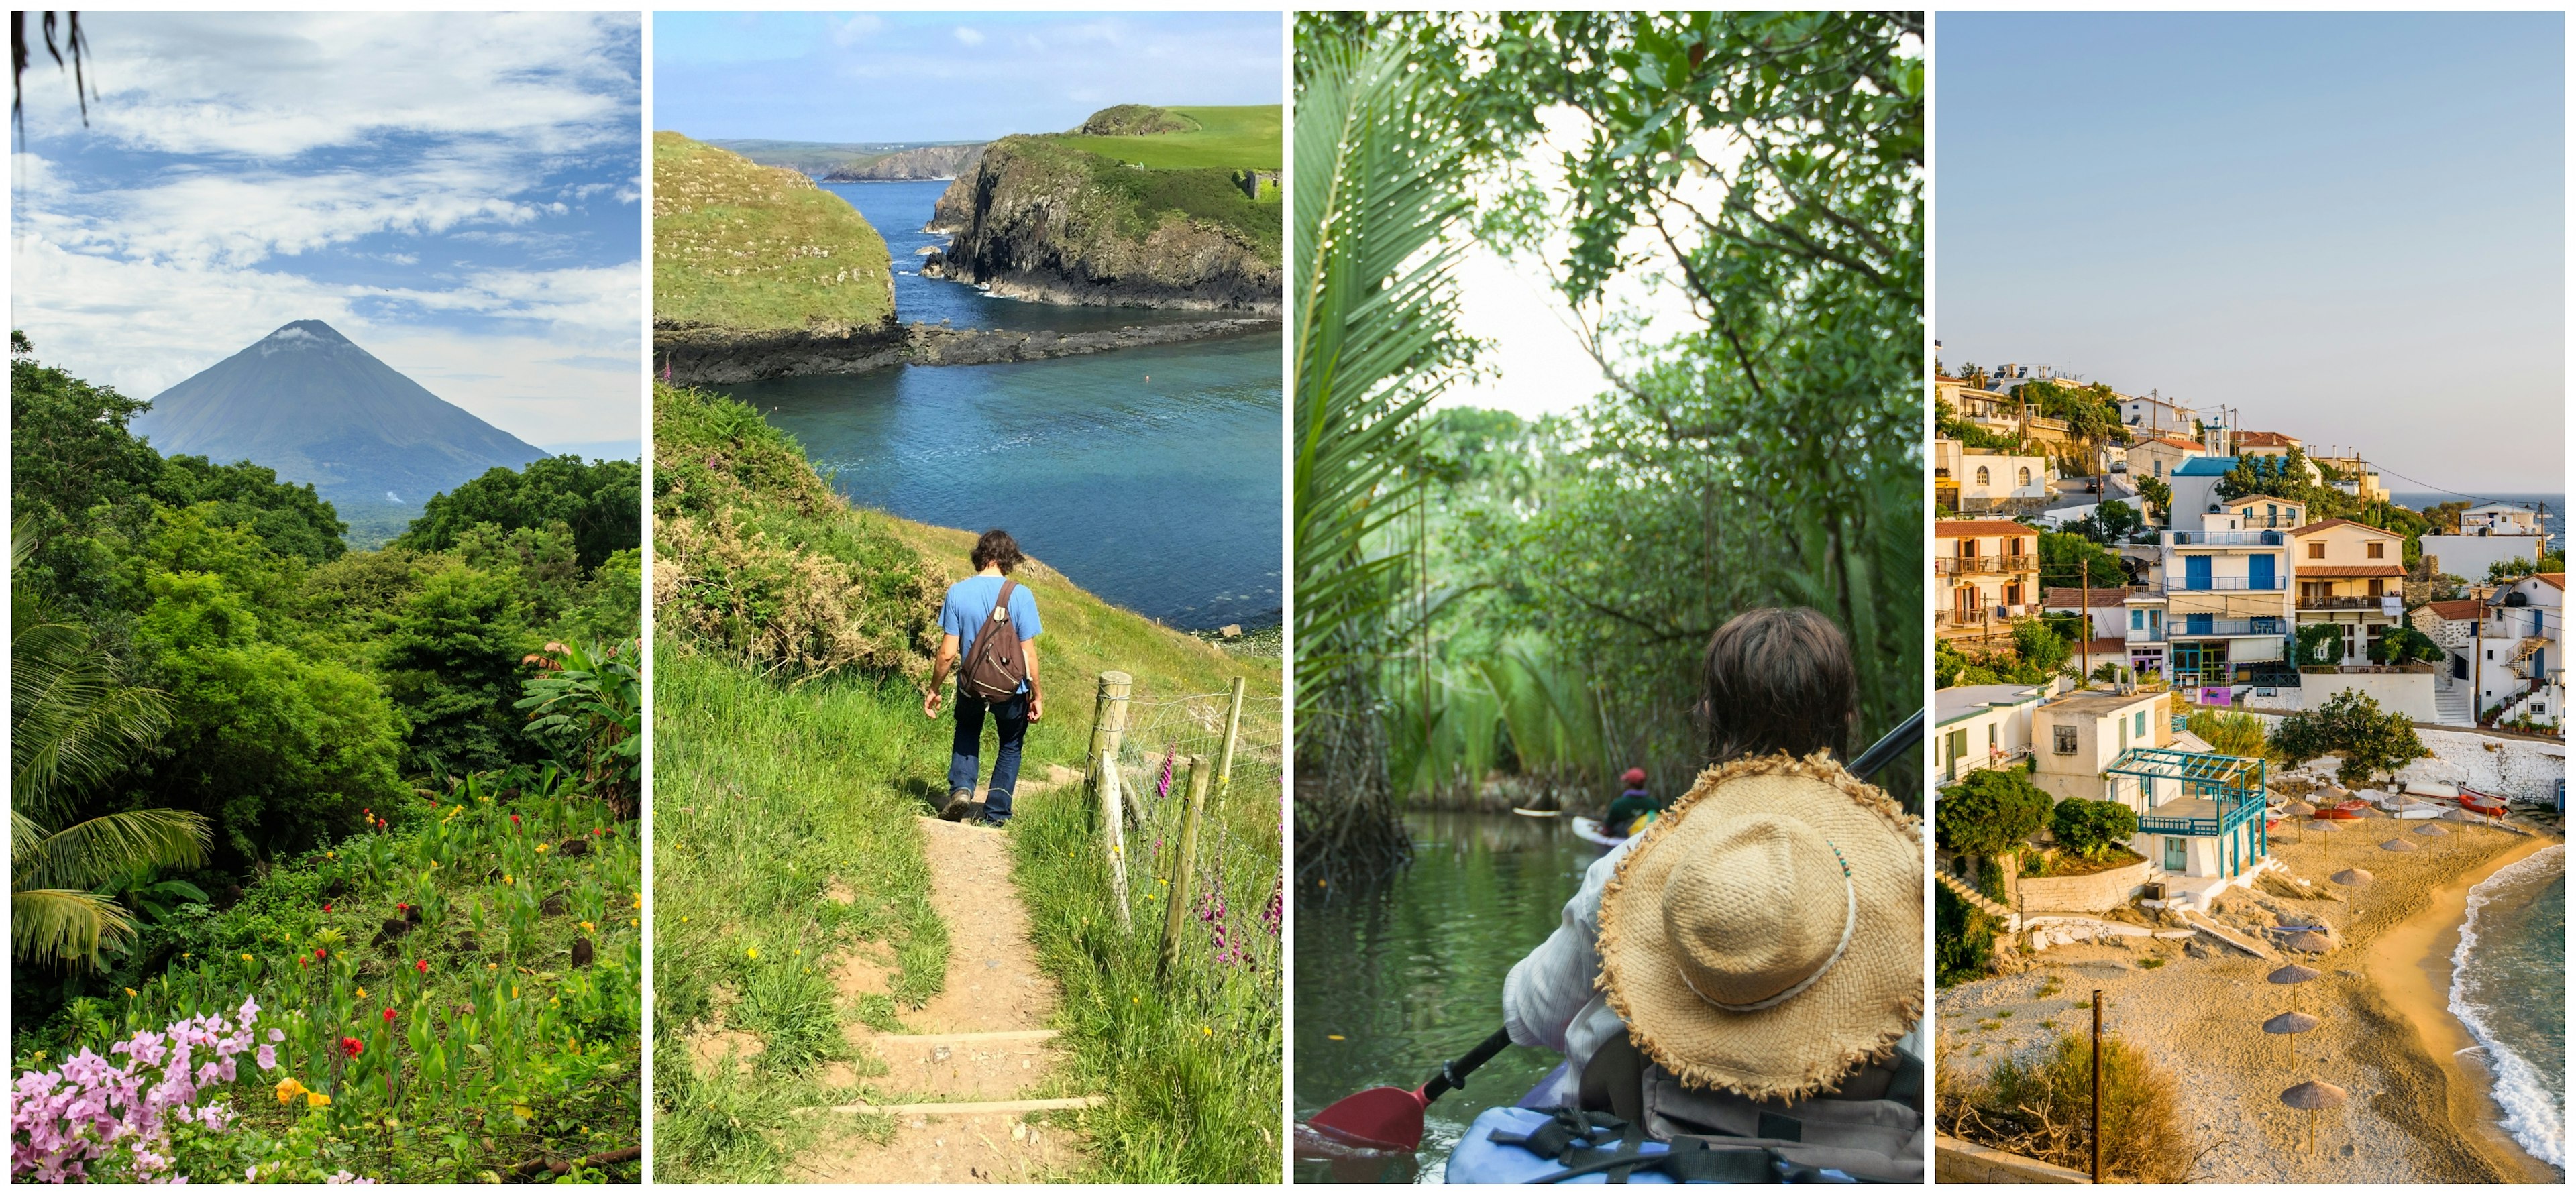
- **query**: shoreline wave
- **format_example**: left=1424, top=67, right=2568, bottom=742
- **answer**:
left=2450, top=842, right=2566, bottom=1170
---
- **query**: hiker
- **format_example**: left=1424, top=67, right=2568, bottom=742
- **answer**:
left=924, top=529, right=1044, bottom=826
left=1605, top=767, right=1656, bottom=836
left=1498, top=607, right=1924, bottom=1174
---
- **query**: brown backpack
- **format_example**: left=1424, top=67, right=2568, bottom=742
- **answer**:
left=957, top=579, right=1033, bottom=703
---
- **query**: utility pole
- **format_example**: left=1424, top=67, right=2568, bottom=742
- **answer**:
left=2092, top=988, right=2105, bottom=1183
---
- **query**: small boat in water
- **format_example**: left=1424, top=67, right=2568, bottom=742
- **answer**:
left=1510, top=806, right=1562, bottom=819
left=1570, top=817, right=1625, bottom=850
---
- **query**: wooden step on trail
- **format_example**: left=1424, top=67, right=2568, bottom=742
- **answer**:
left=808, top=1095, right=1104, bottom=1116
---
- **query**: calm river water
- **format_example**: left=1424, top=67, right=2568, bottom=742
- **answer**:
left=1293, top=811, right=1601, bottom=1182
left=717, top=179, right=1282, bottom=630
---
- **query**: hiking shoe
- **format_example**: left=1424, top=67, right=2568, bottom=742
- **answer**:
left=938, top=789, right=975, bottom=821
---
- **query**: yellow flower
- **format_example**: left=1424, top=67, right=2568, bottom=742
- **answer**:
left=241, top=954, right=253, bottom=962
left=327, top=851, right=335, bottom=859
left=511, top=985, right=519, bottom=999
left=580, top=921, right=595, bottom=933
left=487, top=962, right=498, bottom=970
left=504, top=874, right=515, bottom=885
left=1202, top=1026, right=1212, bottom=1036
left=745, top=947, right=758, bottom=960
left=275, top=1078, right=308, bottom=1105
left=631, top=893, right=641, bottom=908
left=356, top=987, right=367, bottom=999
left=306, top=1091, right=331, bottom=1108
left=629, top=919, right=639, bottom=928
left=125, top=988, right=138, bottom=998
left=536, top=844, right=549, bottom=854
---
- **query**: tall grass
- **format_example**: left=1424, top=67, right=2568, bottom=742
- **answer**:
left=650, top=649, right=957, bottom=1181
left=1007, top=774, right=1283, bottom=1182
left=1049, top=105, right=1285, bottom=171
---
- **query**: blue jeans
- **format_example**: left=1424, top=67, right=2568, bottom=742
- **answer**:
left=947, top=691, right=1028, bottom=823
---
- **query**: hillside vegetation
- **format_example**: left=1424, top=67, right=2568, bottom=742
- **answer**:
left=652, top=133, right=897, bottom=331
left=649, top=383, right=1280, bottom=1182
left=1049, top=104, right=1283, bottom=171
left=11, top=338, right=643, bottom=1181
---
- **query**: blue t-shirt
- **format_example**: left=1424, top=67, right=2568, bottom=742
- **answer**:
left=942, top=575, right=1043, bottom=693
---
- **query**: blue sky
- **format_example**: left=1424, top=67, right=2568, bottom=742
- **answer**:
left=1937, top=11, right=2563, bottom=491
left=10, top=11, right=641, bottom=455
left=653, top=11, right=1281, bottom=143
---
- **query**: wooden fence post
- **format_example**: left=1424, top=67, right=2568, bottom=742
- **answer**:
left=1158, top=755, right=1210, bottom=982
left=1215, top=675, right=1248, bottom=786
left=1088, top=671, right=1134, bottom=931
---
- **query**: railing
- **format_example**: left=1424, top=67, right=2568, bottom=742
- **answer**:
left=2166, top=530, right=2286, bottom=547
left=2300, top=663, right=2436, bottom=675
left=1936, top=608, right=1992, bottom=629
left=1936, top=555, right=2041, bottom=575
left=2170, top=577, right=2286, bottom=591
left=2171, top=714, right=2189, bottom=734
left=2129, top=629, right=2167, bottom=643
left=2296, top=594, right=2396, bottom=610
left=2174, top=617, right=2286, bottom=637
left=2137, top=794, right=2267, bottom=838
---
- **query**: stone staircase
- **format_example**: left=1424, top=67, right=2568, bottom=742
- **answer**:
left=2435, top=681, right=2473, bottom=726
left=1933, top=868, right=2020, bottom=930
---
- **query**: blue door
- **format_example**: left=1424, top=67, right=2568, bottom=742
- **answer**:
left=2186, top=555, right=2212, bottom=591
left=2186, top=612, right=2212, bottom=635
left=2249, top=554, right=2274, bottom=590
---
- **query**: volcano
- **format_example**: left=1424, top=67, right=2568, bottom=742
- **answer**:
left=132, top=320, right=547, bottom=510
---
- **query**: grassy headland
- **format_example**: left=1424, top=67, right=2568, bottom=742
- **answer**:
left=650, top=382, right=1281, bottom=1181
left=651, top=132, right=897, bottom=331
left=1048, top=105, right=1283, bottom=171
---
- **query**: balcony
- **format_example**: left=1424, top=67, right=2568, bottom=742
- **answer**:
left=1936, top=555, right=2041, bottom=576
left=1936, top=608, right=1993, bottom=630
left=2171, top=617, right=2286, bottom=638
left=2166, top=530, right=2286, bottom=547
left=2169, top=576, right=2286, bottom=592
left=2295, top=594, right=2398, bottom=612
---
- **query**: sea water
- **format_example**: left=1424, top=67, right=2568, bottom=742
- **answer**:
left=725, top=334, right=1282, bottom=631
left=718, top=178, right=1283, bottom=630
left=2451, top=843, right=2565, bottom=1170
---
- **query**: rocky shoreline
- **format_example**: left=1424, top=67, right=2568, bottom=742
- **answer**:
left=653, top=316, right=1279, bottom=386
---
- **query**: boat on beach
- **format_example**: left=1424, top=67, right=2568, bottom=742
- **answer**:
left=2314, top=800, right=2370, bottom=821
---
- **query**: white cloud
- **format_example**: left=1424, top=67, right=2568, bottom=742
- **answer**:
left=954, top=26, right=986, bottom=47
left=830, top=14, right=884, bottom=48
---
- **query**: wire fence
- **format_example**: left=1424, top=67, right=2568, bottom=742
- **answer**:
left=1086, top=676, right=1283, bottom=979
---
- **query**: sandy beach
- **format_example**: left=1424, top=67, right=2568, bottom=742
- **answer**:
left=1939, top=818, right=2565, bottom=1182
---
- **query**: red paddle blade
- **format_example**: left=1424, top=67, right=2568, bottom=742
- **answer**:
left=1305, top=1084, right=1430, bottom=1152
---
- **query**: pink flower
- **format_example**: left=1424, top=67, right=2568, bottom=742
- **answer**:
left=255, top=1044, right=277, bottom=1071
left=267, top=1029, right=283, bottom=1044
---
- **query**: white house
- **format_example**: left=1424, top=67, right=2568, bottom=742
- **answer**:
left=2160, top=465, right=2298, bottom=694
left=2469, top=573, right=2563, bottom=729
left=2118, top=392, right=2198, bottom=439
left=1955, top=448, right=2052, bottom=514
left=1933, top=683, right=2047, bottom=785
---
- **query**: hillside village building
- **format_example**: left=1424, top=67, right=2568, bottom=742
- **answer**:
left=2290, top=518, right=2404, bottom=664
left=1933, top=683, right=2046, bottom=785
left=2127, top=435, right=2206, bottom=481
left=2160, top=469, right=2297, bottom=693
left=2422, top=502, right=2553, bottom=581
left=1938, top=520, right=2039, bottom=646
left=1935, top=438, right=2052, bottom=514
left=2118, top=392, right=2198, bottom=439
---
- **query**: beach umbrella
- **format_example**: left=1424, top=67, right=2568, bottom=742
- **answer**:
left=2330, top=868, right=2372, bottom=886
left=2442, top=809, right=2485, bottom=823
left=2284, top=800, right=2316, bottom=817
left=2263, top=1009, right=2322, bottom=1068
left=2415, top=823, right=2449, bottom=837
left=2268, top=961, right=2320, bottom=1012
left=2305, top=818, right=2342, bottom=832
left=2279, top=1080, right=2348, bottom=1155
left=2285, top=931, right=2331, bottom=954
left=2379, top=838, right=2418, bottom=852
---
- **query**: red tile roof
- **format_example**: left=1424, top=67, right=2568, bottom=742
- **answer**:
left=2535, top=573, right=2565, bottom=590
left=2043, top=587, right=2129, bottom=608
left=2424, top=599, right=2483, bottom=622
left=1937, top=520, right=2037, bottom=539
left=2236, top=431, right=2298, bottom=448
left=2133, top=435, right=2204, bottom=452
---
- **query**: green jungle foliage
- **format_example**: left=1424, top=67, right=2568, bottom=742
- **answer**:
left=1932, top=881, right=1999, bottom=988
left=1293, top=14, right=1923, bottom=855
left=11, top=335, right=643, bottom=1182
left=2048, top=797, right=2139, bottom=860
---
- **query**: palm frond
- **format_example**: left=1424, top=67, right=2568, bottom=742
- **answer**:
left=13, top=887, right=133, bottom=970
left=15, top=808, right=210, bottom=893
left=12, top=616, right=172, bottom=821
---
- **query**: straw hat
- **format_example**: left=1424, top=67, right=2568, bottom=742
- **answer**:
left=1595, top=751, right=1922, bottom=1102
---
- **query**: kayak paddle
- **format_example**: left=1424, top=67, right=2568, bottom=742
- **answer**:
left=1305, top=1027, right=1513, bottom=1152
left=1303, top=709, right=1927, bottom=1154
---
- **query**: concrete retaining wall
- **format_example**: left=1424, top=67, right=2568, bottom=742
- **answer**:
left=2015, top=857, right=2151, bottom=913
left=1934, top=1134, right=2091, bottom=1183
left=2300, top=670, right=2438, bottom=722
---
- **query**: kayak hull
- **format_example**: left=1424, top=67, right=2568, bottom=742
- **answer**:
left=1570, top=817, right=1625, bottom=849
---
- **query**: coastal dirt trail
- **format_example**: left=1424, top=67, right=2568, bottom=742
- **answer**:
left=789, top=809, right=1094, bottom=1184
left=1940, top=820, right=2561, bottom=1183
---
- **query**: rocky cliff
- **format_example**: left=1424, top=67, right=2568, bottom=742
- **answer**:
left=822, top=142, right=985, bottom=182
left=920, top=135, right=1281, bottom=314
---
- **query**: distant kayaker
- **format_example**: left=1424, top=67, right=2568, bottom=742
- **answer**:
left=924, top=529, right=1044, bottom=827
left=1605, top=767, right=1656, bottom=835
left=1502, top=606, right=1923, bottom=1115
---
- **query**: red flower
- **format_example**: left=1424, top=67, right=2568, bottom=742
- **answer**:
left=415, top=960, right=429, bottom=975
left=322, top=903, right=332, bottom=913
left=509, top=814, right=521, bottom=827
left=341, top=1037, right=364, bottom=1058
left=313, top=948, right=327, bottom=961
left=382, top=1008, right=396, bottom=1025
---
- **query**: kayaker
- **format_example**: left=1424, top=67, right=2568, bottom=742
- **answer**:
left=924, top=528, right=1044, bottom=827
left=1604, top=768, right=1656, bottom=835
left=1501, top=606, right=1923, bottom=1116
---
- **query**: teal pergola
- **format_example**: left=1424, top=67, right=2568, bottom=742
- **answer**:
left=2107, top=747, right=2269, bottom=876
